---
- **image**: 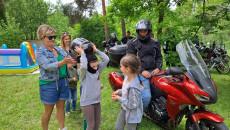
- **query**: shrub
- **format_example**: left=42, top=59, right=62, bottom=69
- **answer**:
left=76, top=13, right=110, bottom=49
left=0, top=17, right=24, bottom=48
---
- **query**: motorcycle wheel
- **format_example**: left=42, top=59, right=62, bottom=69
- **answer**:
left=215, top=61, right=230, bottom=74
left=186, top=118, right=229, bottom=130
left=224, top=55, right=230, bottom=66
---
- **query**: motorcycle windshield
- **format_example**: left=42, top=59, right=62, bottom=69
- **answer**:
left=176, top=40, right=217, bottom=103
left=176, top=40, right=210, bottom=79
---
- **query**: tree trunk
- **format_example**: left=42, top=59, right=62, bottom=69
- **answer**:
left=25, top=34, right=28, bottom=40
left=156, top=0, right=170, bottom=36
left=121, top=19, right=126, bottom=38
left=194, top=0, right=206, bottom=35
left=102, top=0, right=109, bottom=40
left=157, top=11, right=164, bottom=36
left=157, top=0, right=164, bottom=36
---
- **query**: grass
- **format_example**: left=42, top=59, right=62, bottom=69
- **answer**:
left=0, top=66, right=230, bottom=130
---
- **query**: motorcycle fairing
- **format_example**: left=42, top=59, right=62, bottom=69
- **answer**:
left=165, top=95, right=182, bottom=121
left=153, top=74, right=211, bottom=121
left=151, top=75, right=200, bottom=121
left=190, top=109, right=224, bottom=123
left=177, top=40, right=218, bottom=103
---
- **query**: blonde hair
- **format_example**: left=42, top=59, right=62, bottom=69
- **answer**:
left=60, top=33, right=71, bottom=50
left=37, top=24, right=56, bottom=40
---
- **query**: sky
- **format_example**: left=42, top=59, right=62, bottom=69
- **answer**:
left=44, top=0, right=176, bottom=14
left=44, top=0, right=108, bottom=14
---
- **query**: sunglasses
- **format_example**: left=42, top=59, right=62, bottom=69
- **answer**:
left=44, top=36, right=57, bottom=40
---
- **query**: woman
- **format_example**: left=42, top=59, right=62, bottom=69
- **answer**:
left=60, top=32, right=71, bottom=55
left=60, top=32, right=79, bottom=115
left=35, top=24, right=75, bottom=130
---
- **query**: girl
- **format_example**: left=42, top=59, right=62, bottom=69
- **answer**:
left=74, top=43, right=109, bottom=130
left=112, top=54, right=144, bottom=130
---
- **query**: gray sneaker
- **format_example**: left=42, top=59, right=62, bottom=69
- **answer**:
left=65, top=112, right=70, bottom=116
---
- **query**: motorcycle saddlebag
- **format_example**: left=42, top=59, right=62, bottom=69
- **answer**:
left=108, top=71, right=124, bottom=91
left=108, top=44, right=126, bottom=65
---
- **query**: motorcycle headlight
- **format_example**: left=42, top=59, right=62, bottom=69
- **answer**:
left=194, top=94, right=211, bottom=103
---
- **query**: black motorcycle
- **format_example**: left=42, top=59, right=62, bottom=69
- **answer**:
left=195, top=44, right=230, bottom=74
left=216, top=47, right=230, bottom=67
left=102, top=40, right=123, bottom=67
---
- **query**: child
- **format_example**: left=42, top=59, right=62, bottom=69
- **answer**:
left=65, top=64, right=79, bottom=116
left=112, top=54, right=144, bottom=130
left=74, top=43, right=109, bottom=130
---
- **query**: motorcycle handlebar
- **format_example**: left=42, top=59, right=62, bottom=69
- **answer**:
left=152, top=72, right=166, bottom=77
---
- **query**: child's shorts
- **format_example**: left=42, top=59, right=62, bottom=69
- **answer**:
left=39, top=77, right=69, bottom=105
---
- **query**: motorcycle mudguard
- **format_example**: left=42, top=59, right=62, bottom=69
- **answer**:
left=190, top=109, right=224, bottom=123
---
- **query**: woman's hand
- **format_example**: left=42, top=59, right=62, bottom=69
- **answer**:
left=58, top=54, right=75, bottom=68
left=91, top=42, right=98, bottom=52
left=63, top=54, right=75, bottom=64
left=112, top=95, right=119, bottom=102
left=74, top=45, right=84, bottom=55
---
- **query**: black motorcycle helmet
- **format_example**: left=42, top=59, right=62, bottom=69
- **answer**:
left=111, top=33, right=117, bottom=39
left=70, top=38, right=93, bottom=54
left=101, top=40, right=107, bottom=47
left=136, top=19, right=152, bottom=42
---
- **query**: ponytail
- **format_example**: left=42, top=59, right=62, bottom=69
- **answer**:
left=137, top=73, right=144, bottom=87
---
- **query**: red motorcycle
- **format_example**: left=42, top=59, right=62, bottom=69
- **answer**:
left=108, top=40, right=229, bottom=129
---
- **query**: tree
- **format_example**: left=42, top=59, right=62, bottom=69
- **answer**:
left=62, top=0, right=97, bottom=26
left=74, top=0, right=96, bottom=16
left=6, top=0, right=48, bottom=40
left=0, top=14, right=24, bottom=48
left=47, top=2, right=70, bottom=45
left=0, top=0, right=9, bottom=25
left=107, top=0, right=142, bottom=38
left=62, top=3, right=83, bottom=26
left=76, top=12, right=115, bottom=49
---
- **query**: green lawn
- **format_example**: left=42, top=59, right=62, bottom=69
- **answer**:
left=0, top=67, right=229, bottom=130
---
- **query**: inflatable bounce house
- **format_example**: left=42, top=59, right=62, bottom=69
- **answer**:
left=0, top=42, right=38, bottom=74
